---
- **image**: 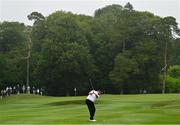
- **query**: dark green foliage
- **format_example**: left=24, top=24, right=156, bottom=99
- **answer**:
left=110, top=52, right=139, bottom=93
left=171, top=38, right=180, bottom=65
left=30, top=11, right=95, bottom=96
left=0, top=22, right=27, bottom=89
left=0, top=3, right=180, bottom=95
left=0, top=22, right=26, bottom=52
left=168, top=65, right=180, bottom=78
left=166, top=65, right=180, bottom=92
left=27, top=11, right=45, bottom=24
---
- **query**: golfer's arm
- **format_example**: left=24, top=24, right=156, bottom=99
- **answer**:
left=93, top=92, right=99, bottom=98
left=89, top=91, right=93, bottom=95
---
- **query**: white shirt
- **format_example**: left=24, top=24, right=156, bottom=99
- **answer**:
left=86, top=90, right=100, bottom=102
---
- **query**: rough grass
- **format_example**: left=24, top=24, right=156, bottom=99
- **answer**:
left=0, top=94, right=180, bottom=124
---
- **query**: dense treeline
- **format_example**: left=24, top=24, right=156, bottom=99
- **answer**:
left=0, top=3, right=180, bottom=96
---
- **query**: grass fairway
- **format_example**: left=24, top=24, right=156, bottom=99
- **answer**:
left=0, top=94, right=180, bottom=124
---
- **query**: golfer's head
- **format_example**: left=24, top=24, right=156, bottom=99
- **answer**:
left=97, top=90, right=102, bottom=95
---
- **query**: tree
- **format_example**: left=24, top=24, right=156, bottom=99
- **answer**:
left=23, top=26, right=33, bottom=93
left=110, top=52, right=139, bottom=93
left=158, top=17, right=180, bottom=93
left=92, top=5, right=165, bottom=93
left=0, top=22, right=27, bottom=89
left=27, top=12, right=45, bottom=24
left=30, top=11, right=95, bottom=96
left=124, top=2, right=133, bottom=11
left=91, top=5, right=125, bottom=92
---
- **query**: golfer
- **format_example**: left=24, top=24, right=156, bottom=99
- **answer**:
left=86, top=90, right=101, bottom=122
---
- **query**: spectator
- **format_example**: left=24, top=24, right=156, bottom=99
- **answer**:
left=32, top=86, right=36, bottom=94
left=9, top=86, right=12, bottom=95
left=22, top=85, right=25, bottom=93
left=13, top=86, right=16, bottom=94
left=40, top=88, right=43, bottom=96
left=27, top=86, right=30, bottom=94
left=37, top=88, right=40, bottom=95
left=6, top=87, right=9, bottom=96
left=143, top=89, right=147, bottom=94
left=17, top=84, right=20, bottom=94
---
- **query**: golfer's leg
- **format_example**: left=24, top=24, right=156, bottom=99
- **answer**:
left=91, top=102, right=96, bottom=120
left=86, top=100, right=93, bottom=120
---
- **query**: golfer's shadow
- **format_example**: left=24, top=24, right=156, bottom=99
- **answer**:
left=46, top=100, right=85, bottom=106
left=46, top=100, right=104, bottom=106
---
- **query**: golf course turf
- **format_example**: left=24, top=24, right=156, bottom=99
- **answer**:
left=0, top=94, right=180, bottom=124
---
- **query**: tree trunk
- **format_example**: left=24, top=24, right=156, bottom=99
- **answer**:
left=162, top=41, right=167, bottom=94
left=26, top=37, right=31, bottom=94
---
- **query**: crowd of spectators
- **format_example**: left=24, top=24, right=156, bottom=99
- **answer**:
left=0, top=84, right=44, bottom=99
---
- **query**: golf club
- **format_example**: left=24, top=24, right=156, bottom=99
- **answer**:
left=89, top=79, right=94, bottom=90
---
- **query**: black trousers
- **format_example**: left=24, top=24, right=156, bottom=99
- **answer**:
left=86, top=99, right=96, bottom=120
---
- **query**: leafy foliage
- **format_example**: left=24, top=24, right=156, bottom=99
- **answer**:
left=0, top=3, right=180, bottom=95
left=166, top=65, right=180, bottom=92
left=0, top=22, right=27, bottom=88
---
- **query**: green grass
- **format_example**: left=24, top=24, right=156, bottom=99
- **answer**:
left=0, top=94, right=180, bottom=124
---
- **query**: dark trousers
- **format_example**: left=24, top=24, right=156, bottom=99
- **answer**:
left=86, top=99, right=96, bottom=120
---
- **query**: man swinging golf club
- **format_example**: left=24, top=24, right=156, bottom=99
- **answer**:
left=86, top=89, right=101, bottom=122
